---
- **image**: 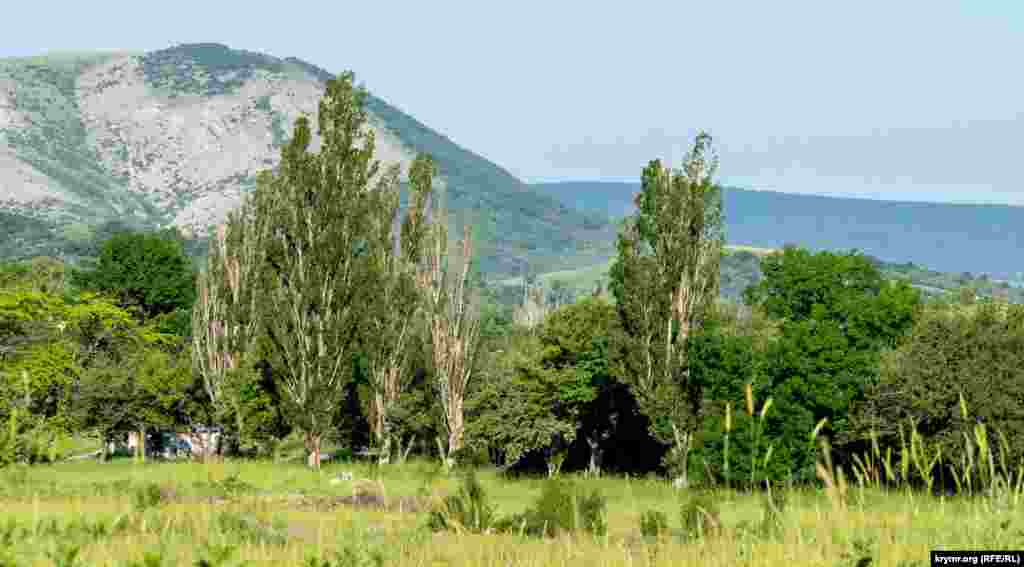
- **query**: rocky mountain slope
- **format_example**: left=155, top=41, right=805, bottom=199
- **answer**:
left=0, top=44, right=616, bottom=276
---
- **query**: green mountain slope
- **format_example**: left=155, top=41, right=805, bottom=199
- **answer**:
left=0, top=44, right=615, bottom=277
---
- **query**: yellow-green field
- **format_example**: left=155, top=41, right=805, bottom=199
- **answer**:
left=492, top=245, right=778, bottom=297
left=0, top=458, right=1018, bottom=566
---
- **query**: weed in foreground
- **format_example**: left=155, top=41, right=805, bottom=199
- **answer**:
left=193, top=541, right=239, bottom=567
left=214, top=511, right=288, bottom=546
left=131, top=482, right=166, bottom=511
left=45, top=542, right=83, bottom=567
left=679, top=490, right=722, bottom=541
left=835, top=535, right=877, bottom=567
left=124, top=548, right=170, bottom=567
left=427, top=470, right=497, bottom=534
left=639, top=509, right=669, bottom=539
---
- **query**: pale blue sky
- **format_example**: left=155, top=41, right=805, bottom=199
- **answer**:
left=4, top=1, right=1022, bottom=204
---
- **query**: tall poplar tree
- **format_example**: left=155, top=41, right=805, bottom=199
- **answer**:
left=363, top=154, right=434, bottom=464
left=609, top=131, right=724, bottom=487
left=419, top=194, right=482, bottom=465
left=251, top=72, right=394, bottom=469
left=191, top=196, right=263, bottom=455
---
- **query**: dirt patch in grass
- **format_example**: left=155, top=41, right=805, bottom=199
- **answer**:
left=270, top=491, right=426, bottom=513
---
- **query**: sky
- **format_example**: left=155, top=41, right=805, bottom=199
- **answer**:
left=3, top=1, right=1022, bottom=205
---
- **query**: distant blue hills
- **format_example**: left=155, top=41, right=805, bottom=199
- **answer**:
left=531, top=181, right=1024, bottom=280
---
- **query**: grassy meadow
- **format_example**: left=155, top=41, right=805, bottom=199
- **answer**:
left=1, top=452, right=1021, bottom=566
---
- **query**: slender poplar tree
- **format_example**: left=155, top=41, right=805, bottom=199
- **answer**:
left=192, top=194, right=263, bottom=456
left=609, top=131, right=725, bottom=487
left=363, top=154, right=435, bottom=464
left=251, top=72, right=394, bottom=469
left=419, top=193, right=482, bottom=466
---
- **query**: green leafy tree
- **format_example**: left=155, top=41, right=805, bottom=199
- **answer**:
left=362, top=154, right=434, bottom=464
left=0, top=277, right=184, bottom=463
left=246, top=72, right=396, bottom=469
left=73, top=230, right=196, bottom=320
left=537, top=297, right=617, bottom=473
left=856, top=302, right=1024, bottom=471
left=467, top=331, right=579, bottom=473
left=684, top=310, right=773, bottom=485
left=743, top=247, right=920, bottom=480
left=608, top=132, right=724, bottom=486
left=468, top=297, right=615, bottom=474
left=74, top=342, right=195, bottom=462
left=192, top=197, right=265, bottom=456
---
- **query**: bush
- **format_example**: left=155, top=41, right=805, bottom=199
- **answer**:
left=577, top=487, right=608, bottom=537
left=640, top=509, right=669, bottom=539
left=427, top=470, right=497, bottom=533
left=131, top=482, right=165, bottom=511
left=192, top=473, right=256, bottom=499
left=215, top=511, right=288, bottom=546
left=498, top=478, right=607, bottom=538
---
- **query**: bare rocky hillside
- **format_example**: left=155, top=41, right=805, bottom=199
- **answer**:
left=0, top=44, right=616, bottom=276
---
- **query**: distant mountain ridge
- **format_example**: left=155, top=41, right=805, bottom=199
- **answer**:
left=0, top=43, right=615, bottom=276
left=531, top=181, right=1024, bottom=280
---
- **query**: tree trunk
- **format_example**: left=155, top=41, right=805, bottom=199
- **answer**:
left=447, top=404, right=464, bottom=458
left=671, top=423, right=691, bottom=489
left=436, top=436, right=452, bottom=472
left=372, top=391, right=391, bottom=465
left=306, top=433, right=322, bottom=470
left=379, top=433, right=392, bottom=466
left=586, top=433, right=603, bottom=477
left=397, top=435, right=415, bottom=464
left=138, top=428, right=146, bottom=464
left=231, top=402, right=245, bottom=457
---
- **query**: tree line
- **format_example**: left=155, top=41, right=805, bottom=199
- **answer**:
left=2, top=72, right=1022, bottom=491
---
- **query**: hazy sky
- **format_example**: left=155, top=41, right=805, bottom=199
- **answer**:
left=4, top=1, right=1022, bottom=204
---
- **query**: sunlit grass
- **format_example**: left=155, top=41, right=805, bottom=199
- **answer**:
left=0, top=452, right=1019, bottom=566
left=0, top=398, right=1019, bottom=565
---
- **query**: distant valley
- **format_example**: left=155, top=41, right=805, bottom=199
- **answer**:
left=532, top=181, right=1024, bottom=282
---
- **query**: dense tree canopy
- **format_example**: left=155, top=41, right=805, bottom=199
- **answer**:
left=608, top=132, right=725, bottom=485
left=741, top=247, right=921, bottom=480
left=73, top=229, right=196, bottom=321
left=856, top=302, right=1024, bottom=470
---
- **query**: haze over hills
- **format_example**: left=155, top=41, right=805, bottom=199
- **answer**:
left=0, top=43, right=615, bottom=277
left=532, top=181, right=1024, bottom=281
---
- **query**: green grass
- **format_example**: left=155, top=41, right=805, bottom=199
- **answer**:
left=0, top=453, right=1020, bottom=566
